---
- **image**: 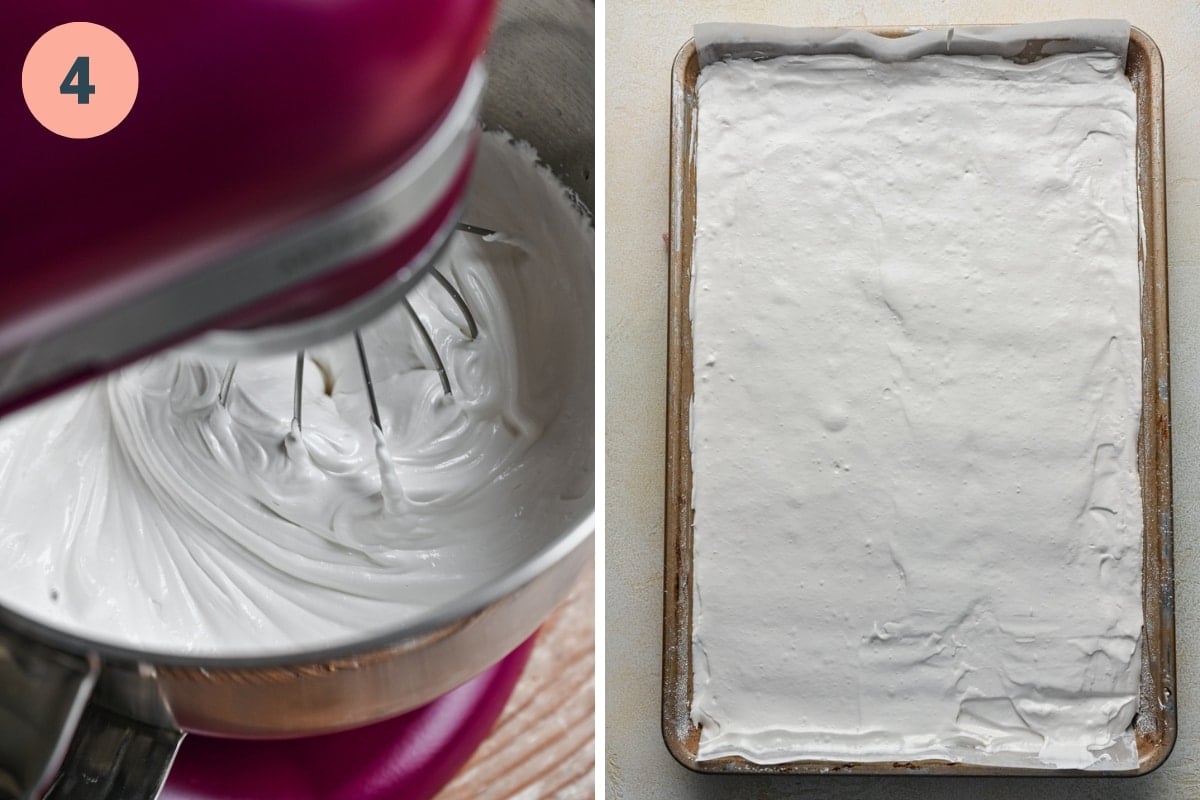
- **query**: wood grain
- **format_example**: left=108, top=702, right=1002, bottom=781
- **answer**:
left=439, top=564, right=595, bottom=800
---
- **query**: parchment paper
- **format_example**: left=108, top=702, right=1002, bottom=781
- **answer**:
left=695, top=19, right=1130, bottom=69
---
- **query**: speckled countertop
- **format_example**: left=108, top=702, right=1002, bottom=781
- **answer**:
left=604, top=2, right=1200, bottom=797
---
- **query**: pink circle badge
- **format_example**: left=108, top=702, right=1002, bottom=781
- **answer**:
left=22, top=22, right=138, bottom=139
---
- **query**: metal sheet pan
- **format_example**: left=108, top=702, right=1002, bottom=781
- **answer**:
left=663, top=26, right=1174, bottom=777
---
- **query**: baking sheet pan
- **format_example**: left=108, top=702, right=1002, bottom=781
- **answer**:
left=663, top=25, right=1174, bottom=776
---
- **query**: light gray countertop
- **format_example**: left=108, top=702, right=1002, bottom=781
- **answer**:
left=604, top=2, right=1200, bottom=797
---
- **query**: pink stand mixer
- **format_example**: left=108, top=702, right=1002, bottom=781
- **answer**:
left=0, top=1, right=595, bottom=798
left=3, top=0, right=493, bottom=416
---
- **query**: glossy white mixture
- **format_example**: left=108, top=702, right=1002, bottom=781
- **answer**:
left=0, top=132, right=593, bottom=656
left=690, top=52, right=1142, bottom=769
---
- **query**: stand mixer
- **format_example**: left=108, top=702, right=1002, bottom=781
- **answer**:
left=3, top=0, right=493, bottom=416
left=0, top=1, right=595, bottom=798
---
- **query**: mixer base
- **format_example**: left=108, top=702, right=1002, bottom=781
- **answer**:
left=160, top=635, right=535, bottom=800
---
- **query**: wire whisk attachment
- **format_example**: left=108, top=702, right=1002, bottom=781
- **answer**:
left=218, top=221, right=497, bottom=438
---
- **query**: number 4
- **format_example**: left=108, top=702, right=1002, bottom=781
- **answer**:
left=60, top=56, right=95, bottom=104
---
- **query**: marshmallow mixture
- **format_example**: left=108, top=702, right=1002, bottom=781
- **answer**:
left=0, top=132, right=594, bottom=656
left=690, top=52, right=1142, bottom=769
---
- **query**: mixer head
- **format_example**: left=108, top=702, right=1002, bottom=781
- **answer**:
left=2, top=0, right=498, bottom=419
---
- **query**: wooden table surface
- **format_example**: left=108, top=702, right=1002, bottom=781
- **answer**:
left=439, top=563, right=595, bottom=799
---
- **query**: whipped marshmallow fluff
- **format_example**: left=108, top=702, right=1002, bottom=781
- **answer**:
left=0, top=132, right=593, bottom=656
left=690, top=51, right=1142, bottom=769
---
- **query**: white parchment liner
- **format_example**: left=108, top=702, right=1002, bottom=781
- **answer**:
left=695, top=19, right=1130, bottom=68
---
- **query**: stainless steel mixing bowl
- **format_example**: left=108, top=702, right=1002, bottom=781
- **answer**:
left=0, top=2, right=594, bottom=798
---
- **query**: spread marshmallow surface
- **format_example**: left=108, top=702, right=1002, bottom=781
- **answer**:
left=690, top=51, right=1142, bottom=769
left=0, top=132, right=594, bottom=656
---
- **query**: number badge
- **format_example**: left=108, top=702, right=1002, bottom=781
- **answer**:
left=23, top=22, right=137, bottom=138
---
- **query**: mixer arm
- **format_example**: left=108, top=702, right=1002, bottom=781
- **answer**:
left=0, top=63, right=484, bottom=421
left=5, top=1, right=501, bottom=420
